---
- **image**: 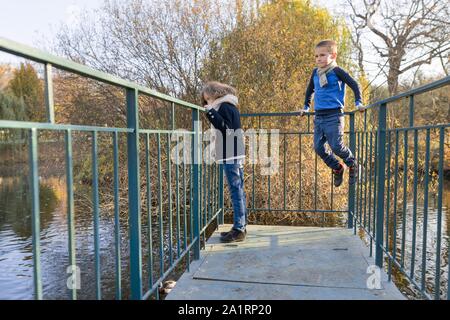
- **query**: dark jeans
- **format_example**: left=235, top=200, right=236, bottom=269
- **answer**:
left=223, top=163, right=247, bottom=232
left=313, top=113, right=355, bottom=170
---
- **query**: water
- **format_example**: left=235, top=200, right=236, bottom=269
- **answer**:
left=0, top=176, right=135, bottom=299
left=0, top=147, right=448, bottom=299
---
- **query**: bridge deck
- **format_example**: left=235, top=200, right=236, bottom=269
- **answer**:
left=166, top=224, right=405, bottom=300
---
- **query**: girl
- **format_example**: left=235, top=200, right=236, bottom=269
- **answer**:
left=201, top=81, right=247, bottom=242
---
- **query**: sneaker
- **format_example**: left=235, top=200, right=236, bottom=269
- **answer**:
left=220, top=228, right=247, bottom=237
left=333, top=164, right=344, bottom=187
left=220, top=229, right=246, bottom=243
left=348, top=162, right=358, bottom=185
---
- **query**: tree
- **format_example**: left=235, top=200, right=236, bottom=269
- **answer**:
left=201, top=0, right=354, bottom=114
left=54, top=0, right=242, bottom=103
left=8, top=63, right=45, bottom=121
left=347, top=0, right=450, bottom=95
left=0, top=64, right=13, bottom=90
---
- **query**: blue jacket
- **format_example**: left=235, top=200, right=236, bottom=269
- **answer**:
left=303, top=67, right=362, bottom=114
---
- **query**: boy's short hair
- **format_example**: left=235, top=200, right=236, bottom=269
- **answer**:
left=315, top=40, right=337, bottom=54
left=201, top=81, right=237, bottom=106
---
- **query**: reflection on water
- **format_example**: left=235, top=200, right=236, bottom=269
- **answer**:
left=0, top=176, right=134, bottom=300
left=0, top=152, right=448, bottom=299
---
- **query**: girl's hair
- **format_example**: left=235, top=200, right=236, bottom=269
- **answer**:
left=200, top=81, right=237, bottom=106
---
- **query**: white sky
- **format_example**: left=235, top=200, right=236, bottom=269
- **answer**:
left=0, top=0, right=102, bottom=47
left=0, top=0, right=447, bottom=87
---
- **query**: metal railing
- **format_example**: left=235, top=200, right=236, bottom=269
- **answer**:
left=351, top=76, right=450, bottom=300
left=235, top=111, right=354, bottom=227
left=1, top=37, right=449, bottom=300
left=0, top=38, right=223, bottom=300
left=233, top=77, right=449, bottom=300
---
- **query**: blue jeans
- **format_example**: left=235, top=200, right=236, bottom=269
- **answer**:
left=313, top=113, right=355, bottom=170
left=223, top=163, right=247, bottom=232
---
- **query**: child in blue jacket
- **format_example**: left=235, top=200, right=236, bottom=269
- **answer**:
left=300, top=40, right=364, bottom=186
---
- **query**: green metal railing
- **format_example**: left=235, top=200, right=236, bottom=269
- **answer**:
left=0, top=38, right=223, bottom=300
left=235, top=77, right=449, bottom=300
left=1, top=37, right=449, bottom=300
left=350, top=77, right=450, bottom=300
left=236, top=111, right=353, bottom=226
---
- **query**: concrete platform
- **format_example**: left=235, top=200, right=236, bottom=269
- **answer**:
left=166, top=225, right=405, bottom=300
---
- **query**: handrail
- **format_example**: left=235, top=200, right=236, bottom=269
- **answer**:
left=0, top=37, right=204, bottom=112
left=361, top=75, right=450, bottom=111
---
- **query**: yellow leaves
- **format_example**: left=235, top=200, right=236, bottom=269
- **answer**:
left=202, top=0, right=354, bottom=116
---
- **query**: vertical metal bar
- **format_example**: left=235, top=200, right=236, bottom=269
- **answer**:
left=375, top=103, right=387, bottom=268
left=171, top=102, right=175, bottom=131
left=410, top=129, right=418, bottom=277
left=434, top=128, right=444, bottom=300
left=314, top=152, right=318, bottom=212
left=330, top=169, right=334, bottom=211
left=401, top=130, right=408, bottom=267
left=299, top=134, right=302, bottom=210
left=348, top=113, right=356, bottom=228
left=421, top=129, right=430, bottom=292
left=268, top=169, right=271, bottom=211
left=92, top=131, right=101, bottom=300
left=182, top=133, right=188, bottom=260
left=112, top=131, right=121, bottom=300
left=212, top=163, right=216, bottom=219
left=283, top=134, right=287, bottom=210
left=126, top=88, right=142, bottom=300
left=145, top=133, right=153, bottom=295
left=367, top=132, right=373, bottom=240
left=219, top=163, right=224, bottom=225
left=252, top=159, right=255, bottom=211
left=207, top=161, right=211, bottom=222
left=65, top=130, right=76, bottom=300
left=409, top=95, right=414, bottom=127
left=157, top=133, right=164, bottom=277
left=385, top=131, right=392, bottom=253
left=389, top=129, right=400, bottom=281
left=364, top=131, right=369, bottom=228
left=29, top=128, right=42, bottom=300
left=355, top=130, right=361, bottom=233
left=214, top=164, right=218, bottom=215
left=189, top=154, right=193, bottom=245
left=202, top=154, right=206, bottom=232
left=359, top=131, right=364, bottom=226
left=167, top=134, right=173, bottom=266
left=192, top=110, right=201, bottom=260
left=372, top=131, right=378, bottom=246
left=175, top=134, right=181, bottom=259
left=44, top=63, right=55, bottom=123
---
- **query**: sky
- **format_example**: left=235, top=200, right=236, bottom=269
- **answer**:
left=0, top=0, right=446, bottom=87
left=0, top=0, right=103, bottom=47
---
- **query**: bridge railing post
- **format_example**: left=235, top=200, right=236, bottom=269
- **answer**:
left=192, top=110, right=201, bottom=260
left=375, top=102, right=387, bottom=268
left=218, top=164, right=224, bottom=225
left=127, top=88, right=143, bottom=300
left=348, top=113, right=356, bottom=229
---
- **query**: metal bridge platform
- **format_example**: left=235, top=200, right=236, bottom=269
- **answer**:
left=166, top=224, right=405, bottom=300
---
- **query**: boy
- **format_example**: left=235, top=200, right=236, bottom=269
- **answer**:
left=300, top=40, right=364, bottom=186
